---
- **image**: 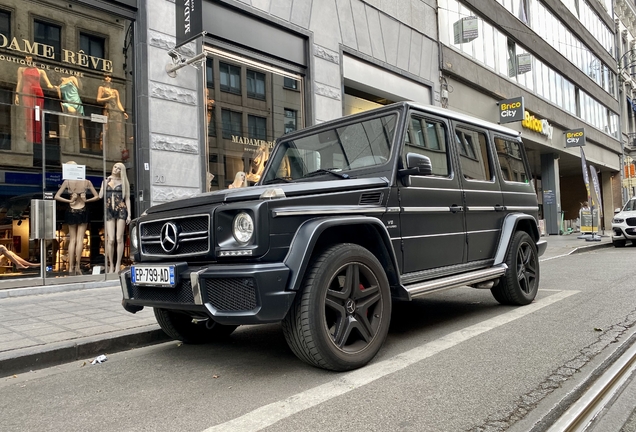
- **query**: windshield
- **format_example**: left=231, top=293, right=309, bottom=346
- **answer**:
left=262, top=113, right=397, bottom=183
left=623, top=199, right=636, bottom=211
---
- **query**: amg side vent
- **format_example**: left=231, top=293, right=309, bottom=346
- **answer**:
left=359, top=192, right=383, bottom=205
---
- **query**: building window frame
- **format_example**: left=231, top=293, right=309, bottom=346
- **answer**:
left=220, top=62, right=241, bottom=95
left=34, top=19, right=62, bottom=62
left=248, top=114, right=267, bottom=140
left=222, top=109, right=242, bottom=139
left=79, top=32, right=106, bottom=70
left=246, top=69, right=266, bottom=100
left=0, top=9, right=11, bottom=39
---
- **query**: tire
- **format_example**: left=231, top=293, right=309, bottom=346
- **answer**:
left=491, top=231, right=539, bottom=306
left=154, top=308, right=238, bottom=344
left=613, top=240, right=626, bottom=248
left=282, top=243, right=392, bottom=371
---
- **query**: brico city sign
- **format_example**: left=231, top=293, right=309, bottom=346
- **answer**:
left=521, top=111, right=553, bottom=140
left=498, top=97, right=524, bottom=124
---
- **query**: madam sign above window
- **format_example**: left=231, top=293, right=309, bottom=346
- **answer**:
left=0, top=34, right=113, bottom=72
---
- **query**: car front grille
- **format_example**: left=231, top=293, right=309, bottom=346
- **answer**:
left=140, top=215, right=210, bottom=258
left=626, top=218, right=636, bottom=227
left=205, top=278, right=258, bottom=312
left=130, top=280, right=194, bottom=304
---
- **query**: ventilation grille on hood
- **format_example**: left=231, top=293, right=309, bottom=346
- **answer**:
left=359, top=192, right=383, bottom=205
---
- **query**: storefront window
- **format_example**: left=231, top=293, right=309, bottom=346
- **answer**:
left=0, top=0, right=135, bottom=282
left=205, top=48, right=304, bottom=189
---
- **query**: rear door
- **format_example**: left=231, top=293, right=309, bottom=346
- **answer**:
left=453, top=124, right=504, bottom=263
left=398, top=111, right=465, bottom=274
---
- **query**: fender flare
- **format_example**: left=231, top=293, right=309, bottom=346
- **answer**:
left=283, top=216, right=399, bottom=292
left=494, top=213, right=540, bottom=265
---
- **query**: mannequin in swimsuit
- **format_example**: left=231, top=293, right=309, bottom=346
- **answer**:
left=99, top=162, right=131, bottom=273
left=56, top=75, right=87, bottom=148
left=54, top=161, right=100, bottom=275
left=14, top=56, right=53, bottom=143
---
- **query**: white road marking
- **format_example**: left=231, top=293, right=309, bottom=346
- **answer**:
left=202, top=290, right=579, bottom=432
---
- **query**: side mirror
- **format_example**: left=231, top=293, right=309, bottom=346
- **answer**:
left=399, top=153, right=433, bottom=177
left=615, top=208, right=621, bottom=214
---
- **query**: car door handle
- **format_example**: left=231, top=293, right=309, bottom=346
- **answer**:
left=494, top=205, right=506, bottom=212
left=450, top=205, right=464, bottom=213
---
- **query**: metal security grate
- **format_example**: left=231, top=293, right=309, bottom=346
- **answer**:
left=130, top=280, right=194, bottom=304
left=205, top=278, right=257, bottom=312
left=140, top=214, right=210, bottom=257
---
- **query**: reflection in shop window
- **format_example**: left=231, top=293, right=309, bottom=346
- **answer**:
left=222, top=109, right=242, bottom=139
left=0, top=88, right=10, bottom=150
left=284, top=109, right=297, bottom=134
left=79, top=33, right=106, bottom=71
left=247, top=70, right=266, bottom=100
left=0, top=10, right=10, bottom=38
left=220, top=62, right=241, bottom=94
left=248, top=115, right=267, bottom=140
left=206, top=58, right=214, bottom=88
left=283, top=77, right=298, bottom=90
left=34, top=20, right=61, bottom=62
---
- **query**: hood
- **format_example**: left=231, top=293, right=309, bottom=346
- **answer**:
left=614, top=210, right=636, bottom=220
left=146, top=177, right=390, bottom=214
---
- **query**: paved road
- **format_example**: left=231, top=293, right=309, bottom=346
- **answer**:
left=1, top=238, right=633, bottom=432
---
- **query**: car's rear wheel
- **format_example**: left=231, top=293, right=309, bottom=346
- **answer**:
left=282, top=243, right=391, bottom=371
left=154, top=308, right=238, bottom=343
left=491, top=231, right=539, bottom=306
left=613, top=240, right=626, bottom=248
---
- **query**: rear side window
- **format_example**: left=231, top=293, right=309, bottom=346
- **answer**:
left=404, top=116, right=450, bottom=177
left=495, top=137, right=529, bottom=183
left=455, top=127, right=493, bottom=182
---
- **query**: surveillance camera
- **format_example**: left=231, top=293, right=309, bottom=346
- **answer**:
left=168, top=50, right=179, bottom=60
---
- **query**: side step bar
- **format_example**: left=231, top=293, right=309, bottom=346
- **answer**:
left=403, top=264, right=508, bottom=300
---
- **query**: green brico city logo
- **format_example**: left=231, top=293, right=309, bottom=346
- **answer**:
left=0, top=34, right=113, bottom=74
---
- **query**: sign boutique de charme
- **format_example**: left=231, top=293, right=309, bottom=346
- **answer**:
left=0, top=33, right=113, bottom=74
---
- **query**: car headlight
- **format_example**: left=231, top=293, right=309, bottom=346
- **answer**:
left=613, top=218, right=624, bottom=224
left=130, top=225, right=138, bottom=249
left=232, top=212, right=254, bottom=244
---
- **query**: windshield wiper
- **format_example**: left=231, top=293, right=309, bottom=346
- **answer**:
left=302, top=168, right=350, bottom=179
left=263, top=177, right=293, bottom=185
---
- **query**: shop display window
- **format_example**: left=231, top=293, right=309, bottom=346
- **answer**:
left=206, top=49, right=304, bottom=191
left=0, top=0, right=135, bottom=282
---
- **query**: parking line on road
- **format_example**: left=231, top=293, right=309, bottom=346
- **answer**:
left=202, top=289, right=580, bottom=432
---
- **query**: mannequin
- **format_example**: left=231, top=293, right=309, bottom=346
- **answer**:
left=54, top=161, right=101, bottom=275
left=246, top=143, right=269, bottom=182
left=99, top=162, right=131, bottom=273
left=0, top=245, right=40, bottom=270
left=14, top=56, right=53, bottom=143
left=228, top=171, right=247, bottom=189
left=96, top=75, right=128, bottom=150
left=56, top=75, right=86, bottom=148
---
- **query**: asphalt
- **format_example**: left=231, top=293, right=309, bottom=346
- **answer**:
left=0, top=233, right=614, bottom=378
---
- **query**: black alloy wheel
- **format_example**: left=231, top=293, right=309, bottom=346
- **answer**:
left=282, top=243, right=391, bottom=371
left=491, top=231, right=539, bottom=306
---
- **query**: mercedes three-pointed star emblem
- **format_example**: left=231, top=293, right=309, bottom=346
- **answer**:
left=160, top=222, right=179, bottom=253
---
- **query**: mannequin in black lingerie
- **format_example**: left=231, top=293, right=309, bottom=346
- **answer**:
left=99, top=162, right=131, bottom=273
left=54, top=161, right=100, bottom=275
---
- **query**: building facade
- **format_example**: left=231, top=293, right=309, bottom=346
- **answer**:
left=438, top=0, right=621, bottom=235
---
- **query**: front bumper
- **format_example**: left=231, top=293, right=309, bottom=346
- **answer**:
left=120, top=262, right=295, bottom=325
left=611, top=224, right=636, bottom=241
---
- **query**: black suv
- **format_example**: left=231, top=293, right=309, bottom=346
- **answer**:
left=120, top=101, right=546, bottom=371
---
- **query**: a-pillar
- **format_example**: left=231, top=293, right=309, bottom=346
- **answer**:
left=541, top=153, right=562, bottom=235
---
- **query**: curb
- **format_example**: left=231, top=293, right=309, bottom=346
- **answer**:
left=0, top=281, right=120, bottom=299
left=570, top=241, right=613, bottom=255
left=0, top=325, right=171, bottom=378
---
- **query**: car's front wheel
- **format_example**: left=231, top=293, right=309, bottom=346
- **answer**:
left=491, top=231, right=539, bottom=305
left=613, top=239, right=626, bottom=247
left=282, top=243, right=391, bottom=371
left=154, top=308, right=238, bottom=343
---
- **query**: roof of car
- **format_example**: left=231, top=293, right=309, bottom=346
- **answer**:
left=405, top=101, right=521, bottom=137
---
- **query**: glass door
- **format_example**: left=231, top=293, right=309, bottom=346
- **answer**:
left=41, top=110, right=107, bottom=283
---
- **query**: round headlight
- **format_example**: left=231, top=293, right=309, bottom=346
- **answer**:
left=232, top=212, right=254, bottom=244
left=130, top=225, right=138, bottom=249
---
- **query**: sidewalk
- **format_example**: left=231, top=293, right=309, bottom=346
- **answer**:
left=0, top=233, right=613, bottom=378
